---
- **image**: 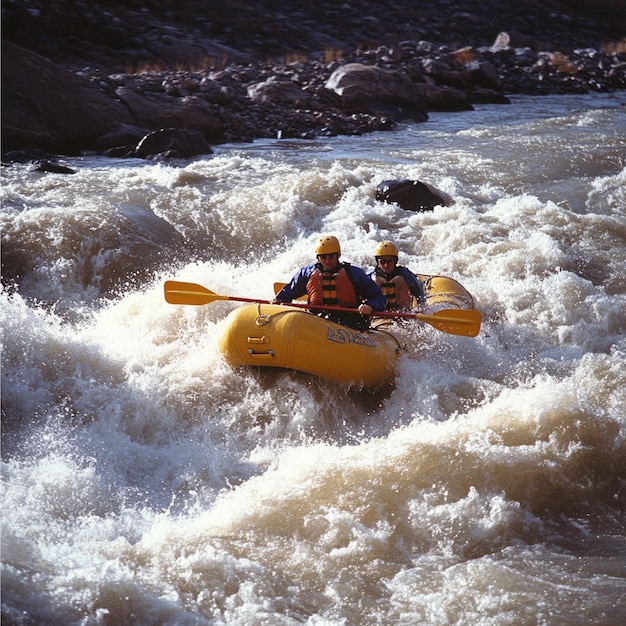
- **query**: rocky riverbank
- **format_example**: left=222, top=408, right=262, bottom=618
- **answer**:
left=2, top=0, right=625, bottom=160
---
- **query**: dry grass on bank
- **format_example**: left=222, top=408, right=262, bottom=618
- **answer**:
left=602, top=38, right=626, bottom=54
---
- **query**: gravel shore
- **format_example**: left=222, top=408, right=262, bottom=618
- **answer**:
left=2, top=0, right=625, bottom=158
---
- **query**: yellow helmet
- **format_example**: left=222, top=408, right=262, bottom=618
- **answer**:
left=315, top=235, right=341, bottom=256
left=374, top=240, right=399, bottom=257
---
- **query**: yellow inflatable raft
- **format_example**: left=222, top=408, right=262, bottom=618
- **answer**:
left=417, top=274, right=475, bottom=311
left=218, top=303, right=403, bottom=389
left=163, top=276, right=479, bottom=389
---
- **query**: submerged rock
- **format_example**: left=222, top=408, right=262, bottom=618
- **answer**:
left=32, top=160, right=76, bottom=174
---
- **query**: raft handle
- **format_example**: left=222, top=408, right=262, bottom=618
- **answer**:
left=246, top=336, right=270, bottom=344
left=247, top=349, right=275, bottom=359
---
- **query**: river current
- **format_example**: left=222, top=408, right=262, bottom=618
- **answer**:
left=2, top=93, right=626, bottom=625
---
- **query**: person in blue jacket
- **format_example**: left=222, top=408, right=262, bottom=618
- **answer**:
left=369, top=240, right=426, bottom=311
left=274, top=235, right=386, bottom=331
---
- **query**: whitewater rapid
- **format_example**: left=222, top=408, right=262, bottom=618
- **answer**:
left=2, top=92, right=625, bottom=625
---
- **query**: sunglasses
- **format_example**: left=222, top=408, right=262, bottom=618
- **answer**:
left=378, top=257, right=395, bottom=265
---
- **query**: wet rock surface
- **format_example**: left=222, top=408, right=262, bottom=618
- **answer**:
left=2, top=0, right=625, bottom=159
left=376, top=180, right=448, bottom=213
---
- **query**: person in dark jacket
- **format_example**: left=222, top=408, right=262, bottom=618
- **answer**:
left=368, top=240, right=425, bottom=311
left=274, top=235, right=385, bottom=330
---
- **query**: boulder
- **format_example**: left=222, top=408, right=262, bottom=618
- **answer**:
left=1, top=41, right=134, bottom=154
left=376, top=179, right=447, bottom=212
left=135, top=128, right=213, bottom=159
left=465, top=59, right=503, bottom=90
left=413, top=83, right=474, bottom=111
left=491, top=31, right=543, bottom=51
left=247, top=78, right=309, bottom=105
left=97, top=123, right=146, bottom=151
left=325, top=63, right=428, bottom=122
left=469, top=88, right=511, bottom=104
left=115, top=89, right=223, bottom=140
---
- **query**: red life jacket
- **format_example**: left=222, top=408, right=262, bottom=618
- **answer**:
left=373, top=269, right=412, bottom=310
left=307, top=264, right=359, bottom=308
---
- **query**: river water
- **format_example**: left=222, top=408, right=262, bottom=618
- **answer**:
left=2, top=93, right=625, bottom=625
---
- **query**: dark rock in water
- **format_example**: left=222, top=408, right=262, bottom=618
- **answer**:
left=468, top=88, right=511, bottom=104
left=32, top=160, right=76, bottom=174
left=97, top=124, right=146, bottom=151
left=376, top=179, right=447, bottom=212
left=2, top=151, right=76, bottom=173
left=413, top=83, right=474, bottom=111
left=2, top=149, right=55, bottom=164
left=98, top=124, right=147, bottom=158
left=135, top=128, right=213, bottom=159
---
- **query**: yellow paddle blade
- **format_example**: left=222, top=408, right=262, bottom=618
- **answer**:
left=273, top=282, right=307, bottom=301
left=164, top=281, right=273, bottom=307
left=164, top=281, right=227, bottom=305
left=409, top=308, right=482, bottom=337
